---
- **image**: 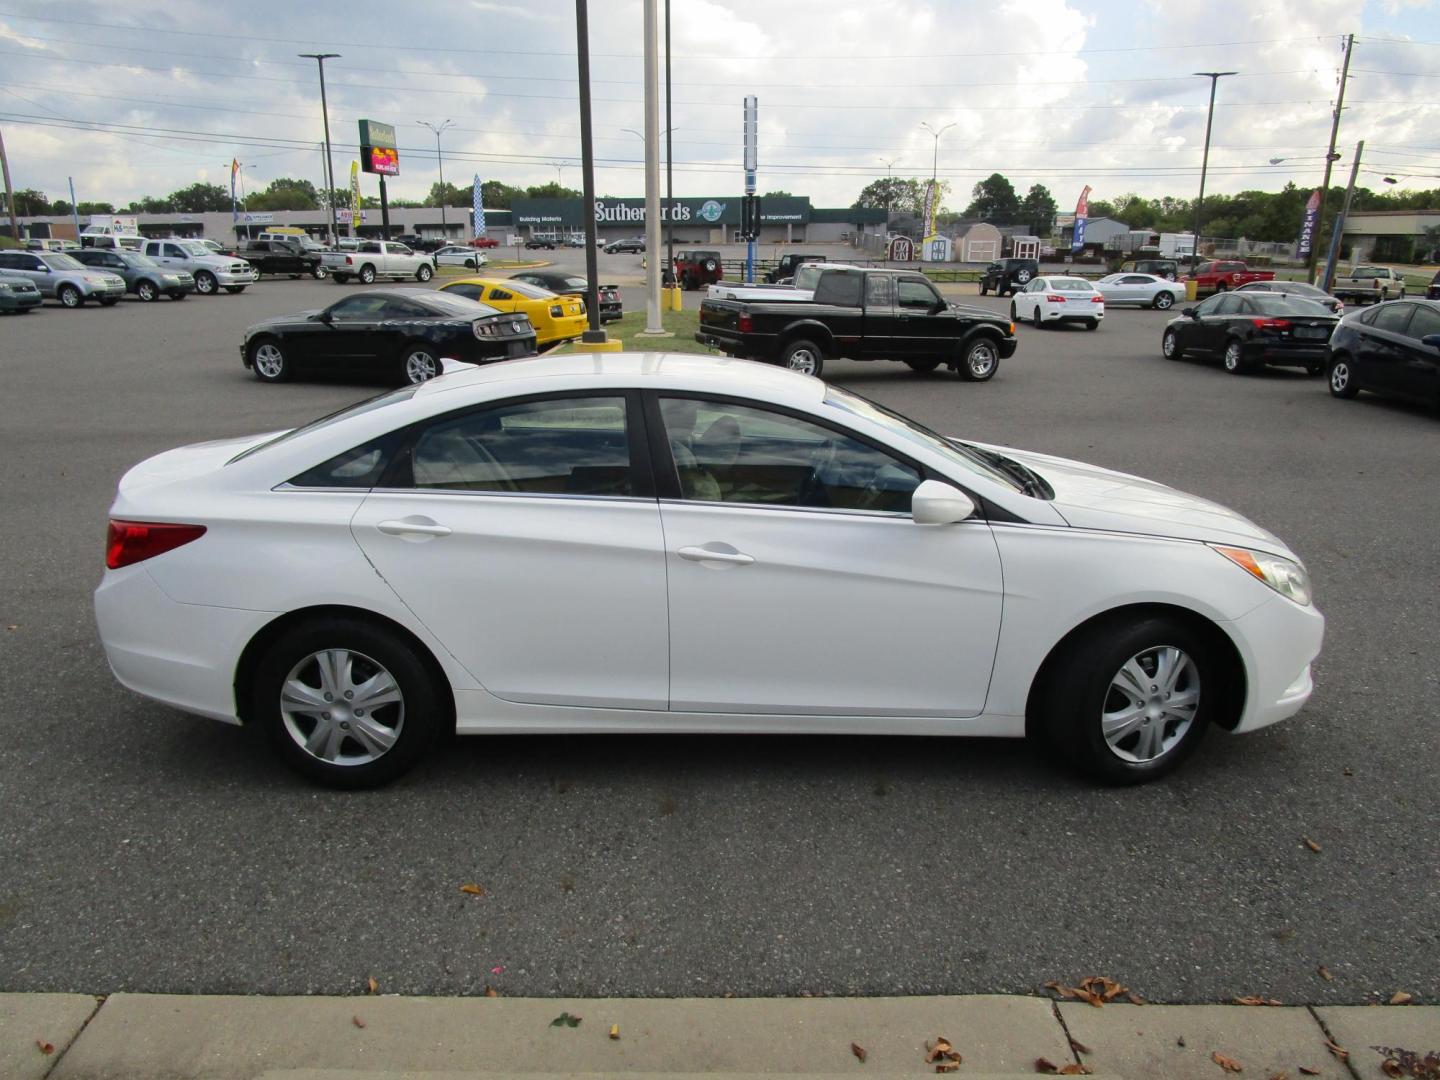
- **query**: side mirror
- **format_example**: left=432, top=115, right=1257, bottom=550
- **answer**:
left=1423, top=334, right=1440, bottom=351
left=317, top=311, right=334, bottom=323
left=911, top=480, right=976, bottom=525
left=1182, top=307, right=1197, bottom=318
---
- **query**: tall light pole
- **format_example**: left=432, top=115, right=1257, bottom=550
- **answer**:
left=575, top=0, right=606, bottom=345
left=549, top=160, right=568, bottom=188
left=639, top=0, right=664, bottom=335
left=1191, top=71, right=1236, bottom=267
left=299, top=52, right=341, bottom=244
left=418, top=119, right=455, bottom=237
left=919, top=122, right=955, bottom=182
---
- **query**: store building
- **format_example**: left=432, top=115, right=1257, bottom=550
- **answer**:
left=510, top=196, right=886, bottom=245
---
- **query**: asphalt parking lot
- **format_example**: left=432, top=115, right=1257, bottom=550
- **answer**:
left=0, top=270, right=1435, bottom=1004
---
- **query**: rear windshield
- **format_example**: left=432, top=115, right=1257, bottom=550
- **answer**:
left=505, top=281, right=556, bottom=300
left=1250, top=294, right=1333, bottom=316
left=228, top=387, right=419, bottom=464
left=417, top=290, right=501, bottom=317
left=1051, top=278, right=1094, bottom=291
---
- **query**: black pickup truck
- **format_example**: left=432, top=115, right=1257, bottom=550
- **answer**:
left=237, top=239, right=327, bottom=279
left=697, top=266, right=1017, bottom=380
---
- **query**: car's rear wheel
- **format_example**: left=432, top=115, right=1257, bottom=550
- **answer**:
left=959, top=338, right=1000, bottom=381
left=780, top=339, right=824, bottom=378
left=312, top=266, right=329, bottom=279
left=248, top=337, right=290, bottom=383
left=1223, top=339, right=1248, bottom=374
left=136, top=280, right=159, bottom=302
left=402, top=345, right=440, bottom=384
left=1085, top=319, right=1099, bottom=330
left=1153, top=292, right=1175, bottom=310
left=194, top=271, right=218, bottom=295
left=359, top=265, right=377, bottom=285
left=905, top=359, right=941, bottom=374
left=979, top=282, right=989, bottom=296
left=253, top=618, right=442, bottom=789
left=1328, top=354, right=1360, bottom=398
left=1033, top=615, right=1212, bottom=784
left=58, top=284, right=83, bottom=308
left=1162, top=328, right=1182, bottom=360
left=1009, top=301, right=1017, bottom=320
left=1032, top=306, right=1043, bottom=329
left=332, top=273, right=350, bottom=284
left=99, top=297, right=121, bottom=306
left=415, top=264, right=434, bottom=282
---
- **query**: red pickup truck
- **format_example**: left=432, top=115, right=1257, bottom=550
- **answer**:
left=1189, top=260, right=1275, bottom=292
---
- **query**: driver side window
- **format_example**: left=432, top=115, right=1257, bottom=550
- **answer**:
left=896, top=277, right=940, bottom=310
left=658, top=397, right=921, bottom=514
left=328, top=296, right=391, bottom=320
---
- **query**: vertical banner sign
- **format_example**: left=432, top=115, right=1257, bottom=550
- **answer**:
left=921, top=179, right=940, bottom=239
left=743, top=95, right=758, bottom=282
left=348, top=161, right=361, bottom=235
left=1297, top=189, right=1321, bottom=259
left=1071, top=185, right=1092, bottom=252
left=473, top=175, right=486, bottom=238
left=230, top=158, right=240, bottom=222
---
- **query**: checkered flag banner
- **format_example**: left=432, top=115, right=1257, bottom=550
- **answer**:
left=473, top=176, right=486, bottom=238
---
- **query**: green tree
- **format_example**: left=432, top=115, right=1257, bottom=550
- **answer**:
left=167, top=182, right=231, bottom=213
left=852, top=176, right=924, bottom=215
left=1019, top=184, right=1058, bottom=235
left=75, top=201, right=115, bottom=215
left=965, top=173, right=1020, bottom=222
left=481, top=181, right=524, bottom=209
left=524, top=182, right=582, bottom=199
left=245, top=177, right=320, bottom=211
left=426, top=181, right=468, bottom=207
left=12, top=189, right=51, bottom=216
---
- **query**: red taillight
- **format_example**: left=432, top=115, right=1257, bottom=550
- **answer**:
left=738, top=313, right=754, bottom=333
left=1046, top=294, right=1066, bottom=303
left=106, top=520, right=207, bottom=570
left=1252, top=318, right=1291, bottom=330
left=1091, top=295, right=1105, bottom=303
left=345, top=255, right=354, bottom=265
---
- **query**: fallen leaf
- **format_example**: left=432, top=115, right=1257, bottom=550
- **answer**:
left=484, top=986, right=498, bottom=998
left=935, top=1063, right=960, bottom=1075
left=925, top=1037, right=962, bottom=1064
left=1234, top=996, right=1283, bottom=1006
left=459, top=883, right=486, bottom=897
left=1299, top=1067, right=1320, bottom=1076
left=611, top=1024, right=621, bottom=1040
left=1045, top=981, right=1080, bottom=1000
left=1069, top=1038, right=1092, bottom=1055
left=851, top=1041, right=866, bottom=1063
left=1036, top=1058, right=1060, bottom=1074
left=1212, top=1050, right=1244, bottom=1073
left=1058, top=1067, right=1094, bottom=1076
left=366, top=977, right=378, bottom=994
left=1303, top=837, right=1322, bottom=853
left=1323, top=1039, right=1348, bottom=1061
left=1317, top=966, right=1333, bottom=983
left=1379, top=1060, right=1402, bottom=1079
left=1267, top=1072, right=1290, bottom=1080
left=1080, top=976, right=1130, bottom=1003
left=1387, top=991, right=1413, bottom=1005
left=352, top=1015, right=366, bottom=1029
left=550, top=1011, right=582, bottom=1028
left=1126, top=991, right=1147, bottom=1006
left=36, top=1040, right=54, bottom=1055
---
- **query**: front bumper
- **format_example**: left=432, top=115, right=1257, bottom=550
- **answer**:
left=0, top=290, right=42, bottom=310
left=82, top=280, right=128, bottom=299
left=1224, top=593, right=1325, bottom=734
left=214, top=269, right=258, bottom=285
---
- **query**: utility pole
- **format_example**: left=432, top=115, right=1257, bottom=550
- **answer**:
left=664, top=0, right=675, bottom=291
left=0, top=126, right=19, bottom=242
left=67, top=176, right=80, bottom=239
left=299, top=52, right=341, bottom=244
left=1309, top=33, right=1354, bottom=281
left=1191, top=71, right=1236, bottom=268
left=1321, top=140, right=1363, bottom=293
left=639, top=0, right=665, bottom=335
left=419, top=120, right=455, bottom=237
left=575, top=0, right=606, bottom=344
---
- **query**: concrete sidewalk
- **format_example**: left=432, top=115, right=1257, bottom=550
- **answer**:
left=4, top=992, right=1434, bottom=1079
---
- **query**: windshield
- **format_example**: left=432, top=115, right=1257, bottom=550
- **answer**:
left=417, top=290, right=502, bottom=317
left=822, top=386, right=1022, bottom=493
left=560, top=276, right=588, bottom=290
left=179, top=242, right=214, bottom=256
left=42, top=253, right=83, bottom=270
left=229, top=386, right=419, bottom=464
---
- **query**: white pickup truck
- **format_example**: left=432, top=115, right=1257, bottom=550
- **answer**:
left=1331, top=265, right=1407, bottom=303
left=705, top=261, right=850, bottom=303
left=323, top=240, right=435, bottom=285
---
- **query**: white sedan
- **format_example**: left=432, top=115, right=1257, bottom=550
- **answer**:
left=1095, top=272, right=1186, bottom=310
left=431, top=245, right=488, bottom=269
left=1010, top=276, right=1106, bottom=329
left=95, top=354, right=1322, bottom=788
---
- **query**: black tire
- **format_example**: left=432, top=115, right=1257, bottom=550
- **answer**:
left=959, top=337, right=1000, bottom=381
left=1085, top=319, right=1099, bottom=331
left=99, top=297, right=121, bottom=306
left=136, top=279, right=160, bottom=302
left=1009, top=302, right=1017, bottom=321
left=905, top=359, right=941, bottom=374
left=703, top=259, right=718, bottom=273
left=1215, top=281, right=1228, bottom=292
left=58, top=284, right=83, bottom=308
left=1306, top=362, right=1323, bottom=376
left=224, top=286, right=245, bottom=294
left=400, top=344, right=440, bottom=385
left=1031, top=614, right=1214, bottom=784
left=312, top=265, right=329, bottom=279
left=979, top=282, right=989, bottom=296
left=169, top=293, right=188, bottom=301
left=1327, top=354, right=1360, bottom=398
left=1152, top=291, right=1175, bottom=310
left=1222, top=339, right=1249, bottom=374
left=1032, top=306, right=1043, bottom=329
left=359, top=264, right=377, bottom=285
left=464, top=259, right=476, bottom=269
left=415, top=264, right=434, bottom=282
left=194, top=270, right=218, bottom=295
left=332, top=273, right=350, bottom=284
left=252, top=617, right=442, bottom=789
left=247, top=336, right=291, bottom=383
left=780, top=338, right=824, bottom=378
left=1162, top=328, right=1183, bottom=360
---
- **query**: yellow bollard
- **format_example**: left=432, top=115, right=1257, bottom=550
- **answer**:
left=1185, top=279, right=1199, bottom=302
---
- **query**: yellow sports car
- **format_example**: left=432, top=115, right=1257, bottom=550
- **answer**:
left=439, top=277, right=587, bottom=346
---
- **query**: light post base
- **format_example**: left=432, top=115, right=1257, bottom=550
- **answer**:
left=573, top=330, right=623, bottom=353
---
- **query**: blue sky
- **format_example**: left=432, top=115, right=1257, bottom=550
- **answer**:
left=0, top=0, right=1436, bottom=210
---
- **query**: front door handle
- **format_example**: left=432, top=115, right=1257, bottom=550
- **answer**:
left=378, top=518, right=452, bottom=538
left=678, top=545, right=754, bottom=566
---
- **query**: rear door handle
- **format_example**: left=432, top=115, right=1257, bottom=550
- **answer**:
left=678, top=545, right=754, bottom=565
left=378, top=518, right=452, bottom=538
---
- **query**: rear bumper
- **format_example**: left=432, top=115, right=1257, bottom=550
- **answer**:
left=1042, top=309, right=1103, bottom=323
left=1250, top=343, right=1329, bottom=366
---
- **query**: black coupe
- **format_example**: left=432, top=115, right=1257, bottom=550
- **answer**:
left=241, top=288, right=538, bottom=385
left=509, top=270, right=623, bottom=323
left=1161, top=291, right=1338, bottom=375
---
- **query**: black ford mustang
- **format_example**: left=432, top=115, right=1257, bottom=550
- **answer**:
left=241, top=288, right=538, bottom=385
left=509, top=270, right=623, bottom=323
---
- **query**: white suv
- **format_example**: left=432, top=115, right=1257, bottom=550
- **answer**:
left=141, top=239, right=258, bottom=295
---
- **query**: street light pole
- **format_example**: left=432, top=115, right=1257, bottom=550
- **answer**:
left=419, top=120, right=455, bottom=237
left=664, top=0, right=675, bottom=288
left=575, top=0, right=606, bottom=344
left=919, top=122, right=954, bottom=182
left=299, top=52, right=341, bottom=244
left=1191, top=71, right=1236, bottom=268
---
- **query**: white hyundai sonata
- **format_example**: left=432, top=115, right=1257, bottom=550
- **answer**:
left=95, top=354, right=1322, bottom=788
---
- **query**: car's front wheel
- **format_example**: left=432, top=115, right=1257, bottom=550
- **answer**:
left=194, top=271, right=218, bottom=295
left=58, top=284, right=83, bottom=308
left=780, top=339, right=824, bottom=378
left=1162, top=328, right=1182, bottom=360
left=136, top=280, right=159, bottom=302
left=248, top=337, right=291, bottom=383
left=959, top=338, right=999, bottom=381
left=253, top=617, right=442, bottom=788
left=1328, top=354, right=1360, bottom=398
left=312, top=265, right=329, bottom=279
left=1032, top=615, right=1213, bottom=784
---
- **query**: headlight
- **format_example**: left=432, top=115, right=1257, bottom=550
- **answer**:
left=0, top=283, right=10, bottom=292
left=1212, top=545, right=1312, bottom=606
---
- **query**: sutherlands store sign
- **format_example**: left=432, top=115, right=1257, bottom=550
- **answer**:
left=512, top=196, right=811, bottom=228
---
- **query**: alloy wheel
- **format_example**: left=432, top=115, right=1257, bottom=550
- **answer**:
left=1330, top=361, right=1351, bottom=394
left=786, top=348, right=818, bottom=375
left=405, top=350, right=439, bottom=383
left=1101, top=645, right=1200, bottom=765
left=253, top=343, right=285, bottom=379
left=966, top=341, right=997, bottom=379
left=279, top=648, right=405, bottom=767
left=1224, top=342, right=1244, bottom=372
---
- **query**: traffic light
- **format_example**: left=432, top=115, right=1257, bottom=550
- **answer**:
left=740, top=195, right=761, bottom=240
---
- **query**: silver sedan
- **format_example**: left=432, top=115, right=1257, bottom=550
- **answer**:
left=1095, top=273, right=1186, bottom=310
left=431, top=246, right=488, bottom=270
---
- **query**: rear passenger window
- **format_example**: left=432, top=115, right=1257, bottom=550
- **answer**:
left=1371, top=304, right=1413, bottom=334
left=865, top=275, right=894, bottom=306
left=446, top=284, right=483, bottom=302
left=289, top=432, right=405, bottom=489
left=410, top=396, right=632, bottom=497
left=1406, top=305, right=1440, bottom=340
